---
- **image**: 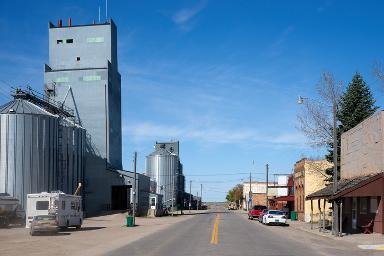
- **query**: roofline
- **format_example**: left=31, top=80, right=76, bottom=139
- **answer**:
left=306, top=172, right=384, bottom=200
left=49, top=19, right=116, bottom=29
left=330, top=172, right=384, bottom=200
left=341, top=110, right=382, bottom=139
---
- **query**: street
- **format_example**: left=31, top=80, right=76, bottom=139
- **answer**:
left=108, top=208, right=378, bottom=256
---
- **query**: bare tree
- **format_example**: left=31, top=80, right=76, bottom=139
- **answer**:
left=373, top=60, right=384, bottom=83
left=297, top=72, right=343, bottom=147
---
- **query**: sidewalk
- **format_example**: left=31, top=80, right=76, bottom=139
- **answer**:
left=288, top=220, right=384, bottom=248
left=0, top=212, right=197, bottom=256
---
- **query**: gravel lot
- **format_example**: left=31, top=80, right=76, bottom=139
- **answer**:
left=0, top=213, right=194, bottom=256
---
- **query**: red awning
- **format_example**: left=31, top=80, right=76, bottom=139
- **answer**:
left=274, top=195, right=294, bottom=202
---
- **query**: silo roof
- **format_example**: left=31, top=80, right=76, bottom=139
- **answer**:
left=148, top=147, right=177, bottom=157
left=0, top=99, right=55, bottom=116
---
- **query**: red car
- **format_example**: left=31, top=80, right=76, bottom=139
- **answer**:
left=248, top=205, right=267, bottom=220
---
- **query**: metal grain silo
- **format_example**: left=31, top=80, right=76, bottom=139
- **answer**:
left=0, top=99, right=58, bottom=210
left=146, top=145, right=180, bottom=208
left=0, top=96, right=86, bottom=212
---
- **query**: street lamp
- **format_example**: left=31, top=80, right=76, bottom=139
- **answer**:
left=297, top=96, right=339, bottom=236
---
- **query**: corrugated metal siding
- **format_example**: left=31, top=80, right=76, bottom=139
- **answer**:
left=146, top=154, right=179, bottom=207
left=0, top=109, right=86, bottom=211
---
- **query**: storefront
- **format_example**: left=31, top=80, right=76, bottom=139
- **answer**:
left=307, top=173, right=384, bottom=234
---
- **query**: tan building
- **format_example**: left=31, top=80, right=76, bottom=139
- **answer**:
left=294, top=158, right=332, bottom=222
left=307, top=112, right=384, bottom=234
left=341, top=111, right=384, bottom=179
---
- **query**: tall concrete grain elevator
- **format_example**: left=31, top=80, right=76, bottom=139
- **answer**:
left=43, top=19, right=127, bottom=215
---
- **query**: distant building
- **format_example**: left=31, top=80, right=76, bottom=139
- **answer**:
left=294, top=158, right=332, bottom=222
left=242, top=182, right=277, bottom=210
left=145, top=141, right=185, bottom=210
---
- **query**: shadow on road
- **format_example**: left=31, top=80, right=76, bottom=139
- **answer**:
left=66, top=226, right=106, bottom=232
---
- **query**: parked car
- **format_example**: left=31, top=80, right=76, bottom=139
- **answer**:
left=30, top=215, right=58, bottom=236
left=248, top=205, right=267, bottom=220
left=227, top=202, right=237, bottom=210
left=258, top=209, right=269, bottom=222
left=262, top=210, right=287, bottom=225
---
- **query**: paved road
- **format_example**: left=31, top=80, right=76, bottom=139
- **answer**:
left=108, top=208, right=378, bottom=256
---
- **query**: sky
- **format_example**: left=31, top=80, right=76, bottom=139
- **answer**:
left=0, top=0, right=384, bottom=201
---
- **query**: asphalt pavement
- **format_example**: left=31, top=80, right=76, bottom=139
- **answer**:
left=107, top=208, right=380, bottom=256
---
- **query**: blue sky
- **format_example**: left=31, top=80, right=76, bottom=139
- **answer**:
left=0, top=0, right=384, bottom=201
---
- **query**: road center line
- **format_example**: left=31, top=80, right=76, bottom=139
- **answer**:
left=210, top=214, right=220, bottom=245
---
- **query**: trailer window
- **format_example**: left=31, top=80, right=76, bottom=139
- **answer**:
left=62, top=201, right=66, bottom=210
left=36, top=201, right=49, bottom=210
left=71, top=201, right=76, bottom=210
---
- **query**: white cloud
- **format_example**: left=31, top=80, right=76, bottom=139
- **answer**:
left=171, top=0, right=207, bottom=31
left=123, top=121, right=306, bottom=148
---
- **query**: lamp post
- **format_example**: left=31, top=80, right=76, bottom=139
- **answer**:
left=298, top=96, right=339, bottom=236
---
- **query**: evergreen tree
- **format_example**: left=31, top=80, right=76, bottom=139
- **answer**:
left=325, top=72, right=378, bottom=181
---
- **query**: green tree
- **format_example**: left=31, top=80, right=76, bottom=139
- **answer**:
left=226, top=184, right=243, bottom=203
left=325, top=72, right=378, bottom=181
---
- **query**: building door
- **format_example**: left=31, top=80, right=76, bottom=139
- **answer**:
left=352, top=197, right=357, bottom=230
left=111, top=185, right=129, bottom=210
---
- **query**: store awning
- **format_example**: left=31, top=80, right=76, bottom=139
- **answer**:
left=274, top=195, right=294, bottom=202
left=306, top=173, right=383, bottom=200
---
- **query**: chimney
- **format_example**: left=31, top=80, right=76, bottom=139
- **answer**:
left=57, top=19, right=62, bottom=27
left=68, top=18, right=72, bottom=27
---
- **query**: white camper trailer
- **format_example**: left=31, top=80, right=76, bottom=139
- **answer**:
left=26, top=192, right=83, bottom=228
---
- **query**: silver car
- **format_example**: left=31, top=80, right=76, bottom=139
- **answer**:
left=30, top=215, right=58, bottom=236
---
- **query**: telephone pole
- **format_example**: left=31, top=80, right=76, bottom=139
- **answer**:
left=265, top=164, right=269, bottom=208
left=197, top=192, right=199, bottom=210
left=200, top=184, right=203, bottom=207
left=189, top=180, right=192, bottom=213
left=132, top=152, right=137, bottom=226
left=249, top=172, right=252, bottom=210
left=171, top=170, right=174, bottom=217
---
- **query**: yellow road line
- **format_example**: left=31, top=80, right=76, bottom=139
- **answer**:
left=210, top=214, right=220, bottom=245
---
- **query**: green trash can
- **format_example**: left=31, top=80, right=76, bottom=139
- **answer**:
left=126, top=216, right=134, bottom=227
left=290, top=211, right=297, bottom=221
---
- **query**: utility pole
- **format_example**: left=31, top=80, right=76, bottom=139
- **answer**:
left=266, top=164, right=269, bottom=208
left=249, top=172, right=252, bottom=210
left=197, top=192, right=199, bottom=210
left=332, top=100, right=339, bottom=236
left=132, top=152, right=137, bottom=226
left=171, top=170, right=174, bottom=217
left=200, top=184, right=203, bottom=208
left=189, top=180, right=192, bottom=213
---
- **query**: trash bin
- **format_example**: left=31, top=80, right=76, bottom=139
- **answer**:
left=126, top=216, right=134, bottom=227
left=290, top=211, right=297, bottom=221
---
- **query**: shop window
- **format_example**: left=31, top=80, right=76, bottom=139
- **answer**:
left=370, top=197, right=378, bottom=213
left=360, top=197, right=368, bottom=214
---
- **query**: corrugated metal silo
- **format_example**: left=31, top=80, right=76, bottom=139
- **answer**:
left=0, top=97, right=86, bottom=211
left=146, top=146, right=179, bottom=208
left=0, top=99, right=58, bottom=210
